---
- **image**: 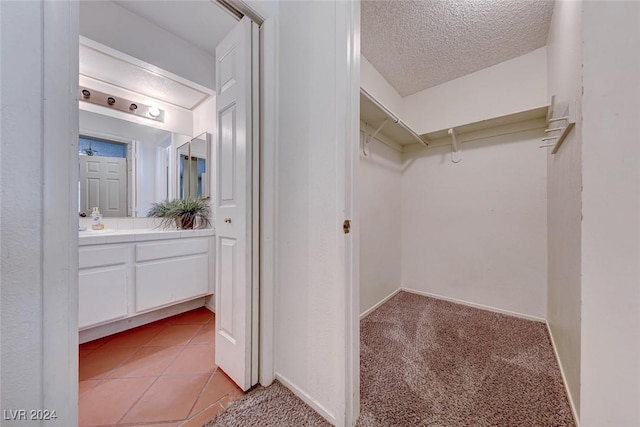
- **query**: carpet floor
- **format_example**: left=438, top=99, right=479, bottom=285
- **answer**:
left=205, top=380, right=330, bottom=427
left=207, top=291, right=575, bottom=426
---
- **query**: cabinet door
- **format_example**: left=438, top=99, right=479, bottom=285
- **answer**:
left=135, top=239, right=209, bottom=312
left=79, top=266, right=128, bottom=329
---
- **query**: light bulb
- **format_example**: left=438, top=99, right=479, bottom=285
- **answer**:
left=148, top=106, right=160, bottom=118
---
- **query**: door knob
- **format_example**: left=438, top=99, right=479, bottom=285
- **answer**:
left=224, top=218, right=232, bottom=224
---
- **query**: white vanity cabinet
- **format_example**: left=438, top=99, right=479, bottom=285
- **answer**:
left=79, top=230, right=214, bottom=330
left=79, top=245, right=130, bottom=328
left=135, top=239, right=210, bottom=312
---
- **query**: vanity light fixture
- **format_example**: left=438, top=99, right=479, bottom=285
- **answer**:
left=78, top=86, right=165, bottom=123
left=148, top=106, right=160, bottom=118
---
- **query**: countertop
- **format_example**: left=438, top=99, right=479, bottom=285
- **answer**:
left=79, top=228, right=215, bottom=246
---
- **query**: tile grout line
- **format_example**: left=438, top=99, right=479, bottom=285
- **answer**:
left=79, top=310, right=215, bottom=427
left=81, top=323, right=168, bottom=383
left=179, top=316, right=221, bottom=425
left=184, top=368, right=219, bottom=421
left=113, top=321, right=210, bottom=426
left=79, top=327, right=157, bottom=406
left=174, top=321, right=217, bottom=425
left=113, top=343, right=188, bottom=425
left=102, top=325, right=169, bottom=382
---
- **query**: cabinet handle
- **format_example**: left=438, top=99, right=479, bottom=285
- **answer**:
left=224, top=218, right=232, bottom=224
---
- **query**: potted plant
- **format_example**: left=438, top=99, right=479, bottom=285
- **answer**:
left=147, top=198, right=211, bottom=230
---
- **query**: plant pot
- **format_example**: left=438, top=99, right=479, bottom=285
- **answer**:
left=175, top=215, right=195, bottom=230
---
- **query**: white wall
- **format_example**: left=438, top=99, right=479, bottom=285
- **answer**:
left=360, top=55, right=403, bottom=116
left=359, top=135, right=402, bottom=315
left=193, top=96, right=216, bottom=136
left=580, top=2, right=640, bottom=425
left=401, top=123, right=548, bottom=319
left=274, top=1, right=357, bottom=424
left=545, top=0, right=583, bottom=417
left=79, top=1, right=215, bottom=90
left=1, top=1, right=79, bottom=425
left=402, top=47, right=548, bottom=135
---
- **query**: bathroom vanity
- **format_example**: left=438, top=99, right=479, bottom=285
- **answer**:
left=79, top=228, right=214, bottom=338
left=76, top=36, right=217, bottom=343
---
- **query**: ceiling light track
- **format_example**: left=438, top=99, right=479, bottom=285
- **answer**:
left=79, top=86, right=164, bottom=122
left=214, top=0, right=264, bottom=25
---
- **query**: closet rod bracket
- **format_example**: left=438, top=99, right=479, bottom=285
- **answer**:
left=363, top=118, right=390, bottom=157
left=448, top=128, right=461, bottom=163
left=370, top=118, right=389, bottom=141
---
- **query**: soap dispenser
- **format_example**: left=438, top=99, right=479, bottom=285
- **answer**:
left=91, top=207, right=104, bottom=230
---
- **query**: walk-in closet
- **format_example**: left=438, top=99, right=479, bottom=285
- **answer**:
left=356, top=1, right=576, bottom=424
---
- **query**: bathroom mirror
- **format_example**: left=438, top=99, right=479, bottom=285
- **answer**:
left=77, top=34, right=216, bottom=218
left=177, top=132, right=210, bottom=199
left=79, top=109, right=191, bottom=217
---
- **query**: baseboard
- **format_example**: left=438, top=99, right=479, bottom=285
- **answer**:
left=275, top=373, right=336, bottom=425
left=204, top=294, right=215, bottom=313
left=546, top=322, right=581, bottom=426
left=360, top=287, right=401, bottom=320
left=79, top=297, right=205, bottom=344
left=400, top=288, right=546, bottom=323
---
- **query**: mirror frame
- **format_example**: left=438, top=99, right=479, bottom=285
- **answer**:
left=176, top=131, right=210, bottom=199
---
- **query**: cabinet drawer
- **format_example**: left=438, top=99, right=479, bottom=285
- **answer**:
left=136, top=239, right=209, bottom=262
left=135, top=254, right=208, bottom=312
left=79, top=246, right=127, bottom=269
left=79, top=266, right=128, bottom=328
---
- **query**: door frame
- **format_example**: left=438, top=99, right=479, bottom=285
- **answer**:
left=37, top=1, right=273, bottom=424
left=341, top=1, right=361, bottom=424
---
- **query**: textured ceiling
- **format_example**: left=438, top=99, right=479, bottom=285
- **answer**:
left=361, top=0, right=554, bottom=97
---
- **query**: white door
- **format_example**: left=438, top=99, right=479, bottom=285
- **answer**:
left=215, top=16, right=258, bottom=391
left=79, top=155, right=127, bottom=217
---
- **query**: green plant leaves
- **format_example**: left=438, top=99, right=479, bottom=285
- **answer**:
left=147, top=198, right=212, bottom=230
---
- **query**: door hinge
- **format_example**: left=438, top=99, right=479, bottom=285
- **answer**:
left=343, top=219, right=351, bottom=234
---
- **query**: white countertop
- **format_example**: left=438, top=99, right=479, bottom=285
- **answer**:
left=79, top=228, right=215, bottom=246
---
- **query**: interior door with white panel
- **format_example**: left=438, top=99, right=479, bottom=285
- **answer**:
left=79, top=155, right=127, bottom=217
left=215, top=16, right=258, bottom=391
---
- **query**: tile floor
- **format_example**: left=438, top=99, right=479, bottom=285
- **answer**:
left=79, top=307, right=243, bottom=427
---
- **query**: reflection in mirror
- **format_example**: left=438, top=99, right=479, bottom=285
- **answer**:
left=79, top=109, right=190, bottom=217
left=177, top=140, right=191, bottom=199
left=177, top=132, right=209, bottom=199
left=79, top=136, right=128, bottom=217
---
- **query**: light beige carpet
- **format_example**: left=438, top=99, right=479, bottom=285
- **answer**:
left=205, top=380, right=330, bottom=427
left=207, top=291, right=575, bottom=426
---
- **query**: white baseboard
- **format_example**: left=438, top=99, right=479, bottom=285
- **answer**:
left=79, top=297, right=205, bottom=344
left=360, top=287, right=401, bottom=320
left=204, top=294, right=215, bottom=313
left=275, top=373, right=336, bottom=426
left=546, top=322, right=580, bottom=426
left=400, top=288, right=546, bottom=323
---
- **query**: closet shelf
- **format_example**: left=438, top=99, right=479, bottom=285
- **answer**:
left=540, top=95, right=576, bottom=154
left=421, top=106, right=549, bottom=142
left=361, top=86, right=549, bottom=152
left=360, top=88, right=428, bottom=147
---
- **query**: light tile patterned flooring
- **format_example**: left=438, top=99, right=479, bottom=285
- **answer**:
left=79, top=308, right=243, bottom=427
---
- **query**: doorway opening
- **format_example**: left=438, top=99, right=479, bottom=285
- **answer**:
left=76, top=1, right=261, bottom=425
